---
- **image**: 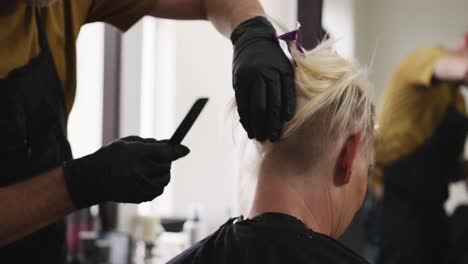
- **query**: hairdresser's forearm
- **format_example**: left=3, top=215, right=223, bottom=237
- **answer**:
left=151, top=0, right=265, bottom=36
left=0, top=167, right=75, bottom=246
left=203, top=0, right=265, bottom=36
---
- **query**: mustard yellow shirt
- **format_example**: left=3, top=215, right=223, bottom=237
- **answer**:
left=0, top=0, right=157, bottom=113
left=372, top=47, right=466, bottom=185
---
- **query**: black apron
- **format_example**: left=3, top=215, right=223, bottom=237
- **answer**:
left=0, top=8, right=72, bottom=263
left=378, top=104, right=468, bottom=264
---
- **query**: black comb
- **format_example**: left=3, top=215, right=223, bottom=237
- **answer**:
left=169, top=98, right=209, bottom=144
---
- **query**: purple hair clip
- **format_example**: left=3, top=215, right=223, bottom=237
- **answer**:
left=277, top=22, right=306, bottom=61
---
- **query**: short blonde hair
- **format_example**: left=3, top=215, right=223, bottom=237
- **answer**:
left=283, top=41, right=374, bottom=141
left=262, top=41, right=374, bottom=171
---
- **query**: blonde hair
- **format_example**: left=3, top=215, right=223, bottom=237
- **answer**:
left=282, top=40, right=374, bottom=144
left=253, top=40, right=375, bottom=172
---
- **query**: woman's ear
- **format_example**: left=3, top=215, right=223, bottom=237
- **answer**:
left=334, top=132, right=364, bottom=186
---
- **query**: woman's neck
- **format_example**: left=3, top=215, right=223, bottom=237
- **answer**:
left=249, top=160, right=335, bottom=237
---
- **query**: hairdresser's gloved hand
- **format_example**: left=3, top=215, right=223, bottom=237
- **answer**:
left=63, top=136, right=190, bottom=209
left=231, top=16, right=296, bottom=142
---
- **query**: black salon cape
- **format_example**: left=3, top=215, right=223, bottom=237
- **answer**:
left=168, top=213, right=369, bottom=264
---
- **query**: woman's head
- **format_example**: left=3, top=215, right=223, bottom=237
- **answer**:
left=252, top=40, right=374, bottom=237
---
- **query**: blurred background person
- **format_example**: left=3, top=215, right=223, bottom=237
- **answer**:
left=372, top=33, right=468, bottom=264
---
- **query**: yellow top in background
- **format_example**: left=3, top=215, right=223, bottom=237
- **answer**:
left=372, top=46, right=466, bottom=185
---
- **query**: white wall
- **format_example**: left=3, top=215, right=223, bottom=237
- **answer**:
left=68, top=24, right=104, bottom=159
left=169, top=19, right=234, bottom=230
left=323, top=0, right=356, bottom=59
left=261, top=0, right=297, bottom=29
left=354, top=0, right=468, bottom=213
left=355, top=0, right=468, bottom=101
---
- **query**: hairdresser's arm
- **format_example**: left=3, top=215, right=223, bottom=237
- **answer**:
left=0, top=168, right=75, bottom=246
left=151, top=0, right=265, bottom=36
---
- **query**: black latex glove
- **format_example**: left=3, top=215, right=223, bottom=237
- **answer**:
left=63, top=136, right=190, bottom=209
left=231, top=16, right=296, bottom=142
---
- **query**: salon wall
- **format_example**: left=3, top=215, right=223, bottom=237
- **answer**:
left=323, top=0, right=355, bottom=59
left=355, top=0, right=468, bottom=102
left=354, top=0, right=468, bottom=213
left=68, top=24, right=104, bottom=159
